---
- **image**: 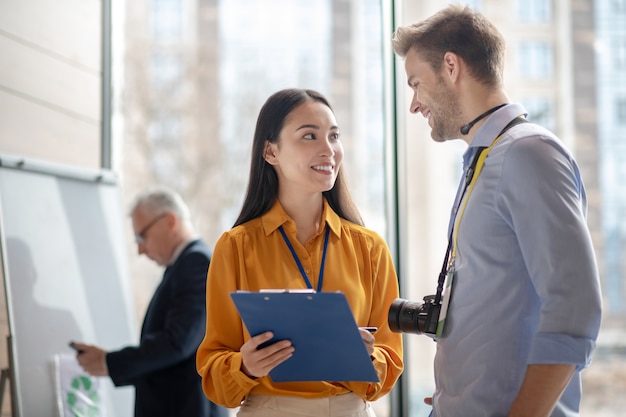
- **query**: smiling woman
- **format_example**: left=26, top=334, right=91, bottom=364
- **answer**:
left=195, top=88, right=403, bottom=417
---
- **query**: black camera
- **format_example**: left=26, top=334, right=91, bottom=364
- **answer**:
left=388, top=295, right=441, bottom=338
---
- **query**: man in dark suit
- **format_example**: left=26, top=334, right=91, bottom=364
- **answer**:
left=73, top=188, right=227, bottom=417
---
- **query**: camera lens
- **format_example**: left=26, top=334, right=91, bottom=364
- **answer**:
left=388, top=298, right=426, bottom=335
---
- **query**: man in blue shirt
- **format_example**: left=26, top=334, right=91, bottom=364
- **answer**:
left=392, top=5, right=602, bottom=417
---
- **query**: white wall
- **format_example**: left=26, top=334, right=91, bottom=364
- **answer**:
left=0, top=0, right=103, bottom=169
left=0, top=1, right=105, bottom=414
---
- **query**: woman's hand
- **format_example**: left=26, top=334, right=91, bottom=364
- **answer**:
left=358, top=327, right=376, bottom=356
left=240, top=332, right=294, bottom=378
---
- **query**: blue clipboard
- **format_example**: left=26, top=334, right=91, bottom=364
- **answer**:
left=230, top=291, right=379, bottom=382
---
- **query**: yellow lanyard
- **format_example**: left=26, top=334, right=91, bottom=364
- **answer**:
left=451, top=135, right=504, bottom=260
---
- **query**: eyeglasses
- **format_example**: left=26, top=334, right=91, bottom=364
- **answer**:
left=135, top=213, right=167, bottom=244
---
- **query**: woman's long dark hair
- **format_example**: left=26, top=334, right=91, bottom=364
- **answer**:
left=233, top=88, right=363, bottom=227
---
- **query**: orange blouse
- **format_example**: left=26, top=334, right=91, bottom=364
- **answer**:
left=196, top=199, right=403, bottom=408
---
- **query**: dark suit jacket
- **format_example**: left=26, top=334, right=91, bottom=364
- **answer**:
left=106, top=239, right=227, bottom=417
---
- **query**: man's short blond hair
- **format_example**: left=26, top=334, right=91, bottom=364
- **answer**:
left=392, top=4, right=505, bottom=87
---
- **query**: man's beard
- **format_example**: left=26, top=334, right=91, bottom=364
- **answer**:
left=430, top=78, right=462, bottom=142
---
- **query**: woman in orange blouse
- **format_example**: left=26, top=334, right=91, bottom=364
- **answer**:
left=196, top=88, right=403, bottom=417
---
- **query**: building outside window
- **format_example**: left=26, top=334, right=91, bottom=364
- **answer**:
left=151, top=0, right=183, bottom=41
left=517, top=0, right=552, bottom=23
left=521, top=96, right=555, bottom=131
left=518, top=41, right=553, bottom=80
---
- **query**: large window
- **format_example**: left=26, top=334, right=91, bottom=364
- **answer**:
left=394, top=1, right=626, bottom=416
left=215, top=0, right=387, bottom=235
left=123, top=0, right=392, bottom=414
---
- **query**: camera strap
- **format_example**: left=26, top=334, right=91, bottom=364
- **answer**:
left=434, top=115, right=528, bottom=305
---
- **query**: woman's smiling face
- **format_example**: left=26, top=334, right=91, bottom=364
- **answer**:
left=264, top=99, right=343, bottom=197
